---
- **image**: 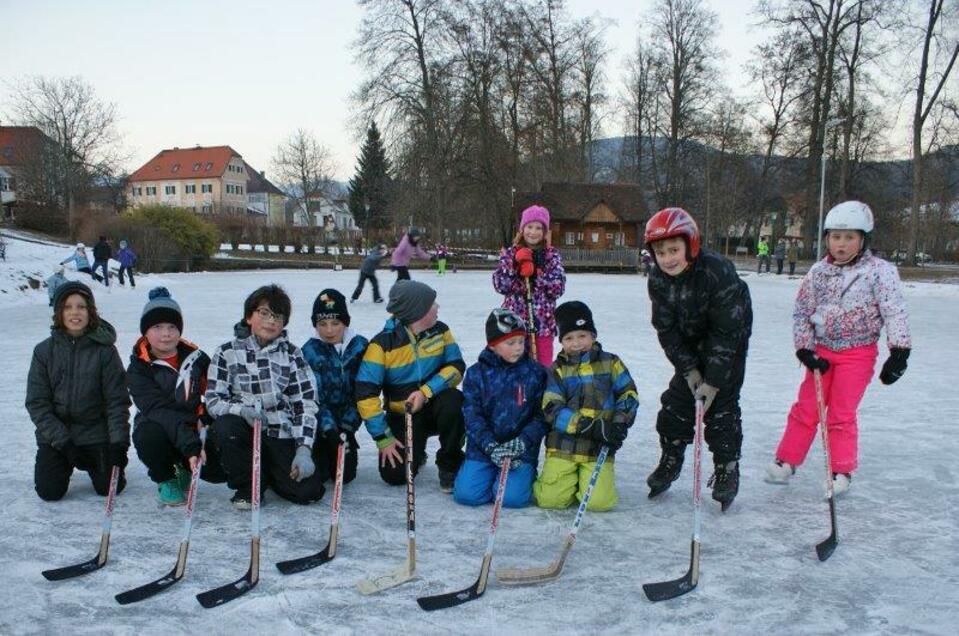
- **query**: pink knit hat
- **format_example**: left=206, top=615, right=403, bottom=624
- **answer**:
left=519, top=205, right=550, bottom=230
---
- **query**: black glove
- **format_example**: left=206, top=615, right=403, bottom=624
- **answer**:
left=107, top=443, right=128, bottom=468
left=60, top=441, right=81, bottom=467
left=796, top=348, right=830, bottom=372
left=578, top=417, right=628, bottom=450
left=879, top=348, right=910, bottom=385
left=322, top=427, right=341, bottom=442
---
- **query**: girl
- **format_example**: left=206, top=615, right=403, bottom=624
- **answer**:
left=492, top=205, right=566, bottom=367
left=766, top=201, right=911, bottom=495
left=26, top=281, right=130, bottom=501
left=390, top=227, right=431, bottom=281
left=60, top=243, right=103, bottom=282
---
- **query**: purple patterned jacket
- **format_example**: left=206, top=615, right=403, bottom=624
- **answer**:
left=492, top=245, right=566, bottom=337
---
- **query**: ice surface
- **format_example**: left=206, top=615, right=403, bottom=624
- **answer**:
left=1, top=233, right=957, bottom=634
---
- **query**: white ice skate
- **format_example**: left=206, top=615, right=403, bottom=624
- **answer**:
left=765, top=459, right=795, bottom=484
left=831, top=473, right=852, bottom=497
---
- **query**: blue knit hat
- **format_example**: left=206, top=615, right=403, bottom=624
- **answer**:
left=140, top=287, right=182, bottom=334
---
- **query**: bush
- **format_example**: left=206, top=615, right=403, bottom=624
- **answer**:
left=13, top=202, right=68, bottom=236
left=109, top=205, right=218, bottom=272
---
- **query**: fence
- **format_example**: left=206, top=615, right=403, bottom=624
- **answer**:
left=557, top=247, right=641, bottom=271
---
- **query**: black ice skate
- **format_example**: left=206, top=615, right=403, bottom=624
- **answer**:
left=709, top=461, right=739, bottom=512
left=647, top=441, right=686, bottom=498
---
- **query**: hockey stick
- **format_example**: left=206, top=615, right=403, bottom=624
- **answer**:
left=417, top=457, right=510, bottom=610
left=643, top=399, right=705, bottom=602
left=356, top=405, right=417, bottom=594
left=115, top=428, right=207, bottom=604
left=276, top=434, right=347, bottom=574
left=42, top=465, right=120, bottom=581
left=496, top=445, right=610, bottom=585
left=196, top=417, right=262, bottom=608
left=525, top=277, right=537, bottom=360
left=814, top=370, right=838, bottom=561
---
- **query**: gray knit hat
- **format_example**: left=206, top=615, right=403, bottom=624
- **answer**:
left=140, top=286, right=183, bottom=334
left=386, top=280, right=436, bottom=324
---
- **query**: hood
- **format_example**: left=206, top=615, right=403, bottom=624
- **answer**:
left=132, top=335, right=199, bottom=363
left=233, top=319, right=288, bottom=349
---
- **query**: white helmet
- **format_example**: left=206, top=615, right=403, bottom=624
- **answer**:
left=824, top=201, right=873, bottom=234
left=76, top=242, right=85, bottom=249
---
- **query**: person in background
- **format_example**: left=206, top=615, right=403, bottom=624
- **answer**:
left=787, top=240, right=799, bottom=276
left=92, top=235, right=112, bottom=287
left=116, top=240, right=137, bottom=288
left=390, top=227, right=432, bottom=281
left=352, top=243, right=388, bottom=303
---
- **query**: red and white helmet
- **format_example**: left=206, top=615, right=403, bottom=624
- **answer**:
left=644, top=207, right=701, bottom=258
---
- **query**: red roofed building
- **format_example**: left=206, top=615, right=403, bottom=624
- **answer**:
left=0, top=125, right=55, bottom=217
left=129, top=145, right=250, bottom=215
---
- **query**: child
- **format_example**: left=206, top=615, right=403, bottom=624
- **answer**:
left=26, top=281, right=130, bottom=501
left=128, top=287, right=225, bottom=506
left=60, top=243, right=103, bottom=282
left=492, top=205, right=566, bottom=367
left=352, top=243, right=388, bottom=303
left=644, top=207, right=753, bottom=511
left=116, top=240, right=137, bottom=288
left=302, top=289, right=369, bottom=485
left=435, top=245, right=450, bottom=275
left=766, top=201, right=911, bottom=495
left=205, top=284, right=324, bottom=509
left=533, top=301, right=638, bottom=512
left=454, top=308, right=549, bottom=508
left=390, top=228, right=431, bottom=281
left=355, top=280, right=466, bottom=491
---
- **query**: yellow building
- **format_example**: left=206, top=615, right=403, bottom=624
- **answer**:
left=129, top=145, right=249, bottom=215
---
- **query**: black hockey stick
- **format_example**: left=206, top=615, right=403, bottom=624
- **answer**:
left=115, top=428, right=207, bottom=604
left=525, top=277, right=537, bottom=360
left=42, top=465, right=120, bottom=581
left=814, top=370, right=838, bottom=561
left=643, top=399, right=705, bottom=602
left=417, top=457, right=510, bottom=611
left=196, top=417, right=262, bottom=608
left=276, top=434, right=347, bottom=574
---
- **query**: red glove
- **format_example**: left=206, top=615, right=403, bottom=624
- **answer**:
left=515, top=247, right=535, bottom=278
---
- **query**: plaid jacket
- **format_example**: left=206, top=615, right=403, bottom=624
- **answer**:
left=205, top=322, right=319, bottom=448
left=542, top=342, right=638, bottom=461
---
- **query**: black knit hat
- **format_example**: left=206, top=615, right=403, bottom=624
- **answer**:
left=140, top=287, right=183, bottom=334
left=485, top=308, right=527, bottom=345
left=312, top=288, right=350, bottom=326
left=52, top=280, right=94, bottom=310
left=555, top=301, right=596, bottom=340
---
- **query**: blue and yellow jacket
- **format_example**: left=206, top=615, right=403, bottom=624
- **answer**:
left=543, top=342, right=638, bottom=461
left=355, top=318, right=465, bottom=446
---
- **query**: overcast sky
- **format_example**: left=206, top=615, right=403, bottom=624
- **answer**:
left=0, top=0, right=901, bottom=181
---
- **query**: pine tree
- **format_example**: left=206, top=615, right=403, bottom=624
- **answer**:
left=348, top=122, right=392, bottom=237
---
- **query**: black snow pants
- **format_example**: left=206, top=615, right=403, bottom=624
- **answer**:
left=379, top=389, right=465, bottom=486
left=34, top=443, right=128, bottom=501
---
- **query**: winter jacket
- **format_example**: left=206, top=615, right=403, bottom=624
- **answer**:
left=492, top=245, right=566, bottom=337
left=774, top=242, right=786, bottom=259
left=61, top=251, right=91, bottom=271
left=390, top=234, right=430, bottom=267
left=793, top=250, right=911, bottom=353
left=648, top=248, right=753, bottom=390
left=757, top=240, right=770, bottom=257
left=542, top=342, right=638, bottom=461
left=361, top=248, right=388, bottom=275
left=205, top=322, right=319, bottom=448
left=355, top=318, right=465, bottom=444
left=302, top=329, right=369, bottom=435
left=26, top=320, right=130, bottom=450
left=786, top=243, right=799, bottom=263
left=127, top=337, right=209, bottom=458
left=116, top=247, right=137, bottom=268
left=93, top=240, right=111, bottom=262
left=462, top=348, right=548, bottom=467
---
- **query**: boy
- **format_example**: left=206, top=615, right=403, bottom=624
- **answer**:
left=355, top=280, right=466, bottom=491
left=644, top=207, right=752, bottom=511
left=205, top=284, right=324, bottom=509
left=352, top=244, right=388, bottom=303
left=128, top=287, right=226, bottom=505
left=533, top=301, right=638, bottom=512
left=454, top=308, right=548, bottom=508
left=302, top=288, right=369, bottom=484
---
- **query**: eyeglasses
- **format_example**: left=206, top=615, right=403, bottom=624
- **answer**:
left=255, top=307, right=285, bottom=324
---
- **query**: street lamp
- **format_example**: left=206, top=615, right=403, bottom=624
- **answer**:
left=816, top=116, right=846, bottom=259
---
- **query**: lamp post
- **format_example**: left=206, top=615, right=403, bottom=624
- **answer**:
left=816, top=116, right=845, bottom=259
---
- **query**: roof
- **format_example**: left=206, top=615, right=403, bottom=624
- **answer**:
left=513, top=182, right=649, bottom=224
left=129, top=145, right=242, bottom=182
left=0, top=126, right=50, bottom=166
left=244, top=165, right=286, bottom=196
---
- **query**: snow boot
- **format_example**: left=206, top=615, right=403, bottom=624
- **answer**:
left=709, top=461, right=740, bottom=512
left=647, top=439, right=686, bottom=498
left=765, top=459, right=795, bottom=484
left=231, top=490, right=252, bottom=511
left=832, top=472, right=852, bottom=497
left=157, top=478, right=186, bottom=507
left=438, top=469, right=456, bottom=494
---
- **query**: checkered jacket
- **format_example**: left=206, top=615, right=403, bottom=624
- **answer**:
left=205, top=322, right=319, bottom=448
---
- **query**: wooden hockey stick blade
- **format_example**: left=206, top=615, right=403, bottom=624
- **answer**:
left=42, top=532, right=110, bottom=581
left=643, top=539, right=700, bottom=602
left=496, top=537, right=573, bottom=585
left=196, top=539, right=259, bottom=608
left=816, top=498, right=838, bottom=562
left=356, top=562, right=415, bottom=595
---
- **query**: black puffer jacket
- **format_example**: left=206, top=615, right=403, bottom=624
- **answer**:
left=25, top=320, right=130, bottom=449
left=127, top=337, right=210, bottom=458
left=648, top=249, right=753, bottom=389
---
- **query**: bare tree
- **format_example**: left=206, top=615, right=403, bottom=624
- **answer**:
left=271, top=128, right=336, bottom=232
left=622, top=35, right=658, bottom=187
left=6, top=75, right=125, bottom=238
left=570, top=15, right=610, bottom=180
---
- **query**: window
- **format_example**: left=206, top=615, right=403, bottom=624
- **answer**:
left=205, top=162, right=213, bottom=171
left=201, top=184, right=212, bottom=193
left=576, top=232, right=584, bottom=242
left=171, top=163, right=180, bottom=173
left=165, top=185, right=176, bottom=195
left=146, top=186, right=157, bottom=195
left=202, top=205, right=212, bottom=213
left=238, top=185, right=243, bottom=194
left=591, top=232, right=599, bottom=243
left=131, top=186, right=143, bottom=197
left=185, top=184, right=196, bottom=194
left=193, top=162, right=201, bottom=171
left=565, top=232, right=575, bottom=245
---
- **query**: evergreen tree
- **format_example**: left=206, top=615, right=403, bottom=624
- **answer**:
left=348, top=122, right=392, bottom=236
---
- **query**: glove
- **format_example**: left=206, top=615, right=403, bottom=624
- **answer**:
left=104, top=443, right=128, bottom=468
left=60, top=441, right=82, bottom=467
left=694, top=382, right=719, bottom=413
left=683, top=368, right=703, bottom=396
left=490, top=438, right=526, bottom=469
left=796, top=348, right=830, bottom=373
left=578, top=417, right=628, bottom=450
left=290, top=445, right=315, bottom=482
left=879, top=348, right=910, bottom=385
left=515, top=247, right=535, bottom=278
left=239, top=405, right=266, bottom=427
left=322, top=426, right=341, bottom=443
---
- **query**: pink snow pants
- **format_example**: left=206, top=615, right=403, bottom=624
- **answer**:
left=533, top=335, right=554, bottom=367
left=775, top=343, right=878, bottom=474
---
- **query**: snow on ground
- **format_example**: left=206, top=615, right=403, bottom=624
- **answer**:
left=1, top=233, right=958, bottom=635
